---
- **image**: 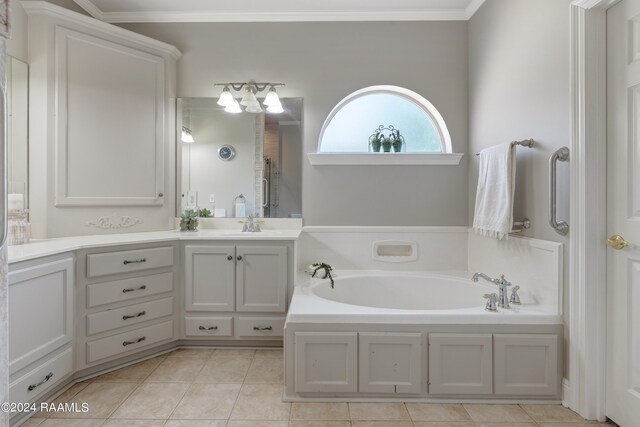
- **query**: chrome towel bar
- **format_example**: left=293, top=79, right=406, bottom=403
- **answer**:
left=549, top=147, right=569, bottom=235
left=475, top=138, right=534, bottom=156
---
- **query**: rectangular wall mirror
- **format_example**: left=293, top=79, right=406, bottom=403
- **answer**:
left=177, top=97, right=302, bottom=219
left=7, top=56, right=29, bottom=212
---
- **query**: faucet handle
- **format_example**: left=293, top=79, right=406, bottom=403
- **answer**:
left=510, top=285, right=521, bottom=304
left=483, top=293, right=498, bottom=312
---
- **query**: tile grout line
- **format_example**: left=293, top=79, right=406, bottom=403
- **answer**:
left=225, top=352, right=256, bottom=422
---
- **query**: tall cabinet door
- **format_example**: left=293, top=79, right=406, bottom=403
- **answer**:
left=236, top=246, right=287, bottom=313
left=184, top=245, right=235, bottom=311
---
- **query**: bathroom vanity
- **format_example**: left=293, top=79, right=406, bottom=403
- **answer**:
left=6, top=229, right=300, bottom=424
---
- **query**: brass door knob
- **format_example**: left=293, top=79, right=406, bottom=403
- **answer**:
left=606, top=234, right=631, bottom=250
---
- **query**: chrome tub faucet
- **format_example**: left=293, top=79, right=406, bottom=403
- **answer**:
left=472, top=272, right=512, bottom=309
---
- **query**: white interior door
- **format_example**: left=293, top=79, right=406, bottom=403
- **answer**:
left=606, top=1, right=640, bottom=425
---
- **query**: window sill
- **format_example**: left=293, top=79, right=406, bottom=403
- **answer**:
left=307, top=152, right=464, bottom=166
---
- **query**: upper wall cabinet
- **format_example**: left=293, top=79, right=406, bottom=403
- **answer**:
left=23, top=2, right=181, bottom=237
left=54, top=27, right=165, bottom=206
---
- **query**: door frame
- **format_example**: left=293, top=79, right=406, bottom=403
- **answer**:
left=568, top=0, right=620, bottom=421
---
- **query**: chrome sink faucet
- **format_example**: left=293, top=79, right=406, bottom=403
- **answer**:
left=472, top=272, right=512, bottom=309
left=242, top=214, right=262, bottom=233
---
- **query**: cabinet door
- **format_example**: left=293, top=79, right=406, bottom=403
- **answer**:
left=359, top=332, right=423, bottom=394
left=428, top=333, right=493, bottom=395
left=494, top=334, right=559, bottom=396
left=9, top=258, right=74, bottom=374
left=54, top=27, right=165, bottom=206
left=184, top=246, right=235, bottom=311
left=294, top=332, right=358, bottom=393
left=236, top=246, right=287, bottom=313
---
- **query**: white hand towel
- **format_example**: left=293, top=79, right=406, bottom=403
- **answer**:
left=473, top=143, right=516, bottom=240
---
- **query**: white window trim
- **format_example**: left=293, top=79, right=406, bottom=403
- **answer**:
left=309, top=85, right=463, bottom=166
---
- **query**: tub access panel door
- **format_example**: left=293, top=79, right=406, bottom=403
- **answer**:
left=359, top=332, right=423, bottom=394
left=428, top=333, right=493, bottom=395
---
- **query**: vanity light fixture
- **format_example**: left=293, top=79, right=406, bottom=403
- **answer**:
left=266, top=103, right=284, bottom=114
left=224, top=100, right=243, bottom=114
left=214, top=82, right=285, bottom=114
left=263, top=86, right=281, bottom=107
left=181, top=126, right=195, bottom=143
left=216, top=85, right=235, bottom=107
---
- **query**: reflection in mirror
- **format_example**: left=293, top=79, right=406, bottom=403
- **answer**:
left=178, top=98, right=302, bottom=219
left=7, top=56, right=29, bottom=212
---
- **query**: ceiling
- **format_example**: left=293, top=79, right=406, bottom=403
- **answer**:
left=71, top=0, right=486, bottom=23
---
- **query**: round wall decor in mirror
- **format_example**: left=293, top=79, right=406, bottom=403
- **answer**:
left=218, top=144, right=236, bottom=161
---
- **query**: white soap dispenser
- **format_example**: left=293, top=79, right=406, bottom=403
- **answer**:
left=234, top=194, right=247, bottom=218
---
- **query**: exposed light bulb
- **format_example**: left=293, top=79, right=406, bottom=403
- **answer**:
left=217, top=86, right=235, bottom=107
left=266, top=102, right=284, bottom=114
left=224, top=100, right=243, bottom=114
left=263, top=86, right=280, bottom=106
left=181, top=126, right=195, bottom=143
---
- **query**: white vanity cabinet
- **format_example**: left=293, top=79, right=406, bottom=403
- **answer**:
left=76, top=244, right=179, bottom=370
left=8, top=255, right=74, bottom=404
left=183, top=242, right=290, bottom=340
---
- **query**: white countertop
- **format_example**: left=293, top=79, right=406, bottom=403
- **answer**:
left=8, top=229, right=302, bottom=264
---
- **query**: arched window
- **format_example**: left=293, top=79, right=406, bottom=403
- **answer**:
left=309, top=86, right=461, bottom=165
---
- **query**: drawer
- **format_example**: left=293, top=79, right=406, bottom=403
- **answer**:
left=185, top=316, right=233, bottom=337
left=87, top=246, right=174, bottom=278
left=87, top=272, right=173, bottom=308
left=10, top=347, right=73, bottom=404
left=86, top=320, right=174, bottom=364
left=87, top=297, right=174, bottom=335
left=238, top=317, right=285, bottom=338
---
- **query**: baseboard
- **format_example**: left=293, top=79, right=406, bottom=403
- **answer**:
left=562, top=377, right=572, bottom=408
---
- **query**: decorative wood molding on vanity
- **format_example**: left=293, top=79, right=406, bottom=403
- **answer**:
left=85, top=214, right=144, bottom=230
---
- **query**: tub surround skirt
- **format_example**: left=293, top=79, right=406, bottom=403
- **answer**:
left=285, top=270, right=563, bottom=402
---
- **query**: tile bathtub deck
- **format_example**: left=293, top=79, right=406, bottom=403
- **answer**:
left=21, top=348, right=612, bottom=427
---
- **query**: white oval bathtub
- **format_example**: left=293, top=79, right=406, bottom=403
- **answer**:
left=312, top=272, right=488, bottom=310
left=288, top=270, right=560, bottom=325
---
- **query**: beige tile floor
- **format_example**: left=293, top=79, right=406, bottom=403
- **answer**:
left=21, top=348, right=612, bottom=427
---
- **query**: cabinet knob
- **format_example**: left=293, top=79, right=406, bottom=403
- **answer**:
left=227, top=255, right=233, bottom=261
left=237, top=255, right=243, bottom=261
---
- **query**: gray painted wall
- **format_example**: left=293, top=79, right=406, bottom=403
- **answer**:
left=468, top=0, right=571, bottom=372
left=119, top=21, right=470, bottom=226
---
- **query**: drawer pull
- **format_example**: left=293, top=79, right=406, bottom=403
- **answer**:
left=253, top=326, right=273, bottom=331
left=122, top=310, right=146, bottom=320
left=198, top=325, right=219, bottom=331
left=122, top=285, right=147, bottom=293
left=28, top=372, right=53, bottom=391
left=122, top=336, right=146, bottom=346
left=123, top=258, right=147, bottom=265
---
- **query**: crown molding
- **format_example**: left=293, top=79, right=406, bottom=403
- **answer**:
left=70, top=0, right=104, bottom=20
left=465, top=0, right=486, bottom=19
left=21, top=1, right=182, bottom=60
left=90, top=10, right=470, bottom=23
left=71, top=0, right=482, bottom=23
